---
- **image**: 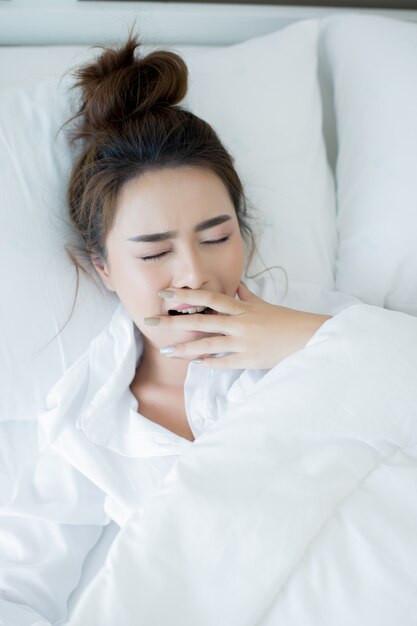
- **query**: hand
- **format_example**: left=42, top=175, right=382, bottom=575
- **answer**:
left=145, top=282, right=332, bottom=370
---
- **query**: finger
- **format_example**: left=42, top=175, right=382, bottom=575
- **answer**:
left=192, top=353, right=246, bottom=369
left=145, top=312, right=240, bottom=335
left=236, top=281, right=261, bottom=303
left=160, top=336, right=241, bottom=359
left=158, top=287, right=244, bottom=315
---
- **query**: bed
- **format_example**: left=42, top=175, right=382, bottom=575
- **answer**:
left=1, top=3, right=417, bottom=624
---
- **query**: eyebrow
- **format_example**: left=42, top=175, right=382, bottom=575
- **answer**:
left=126, top=214, right=232, bottom=243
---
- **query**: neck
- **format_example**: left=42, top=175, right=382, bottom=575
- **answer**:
left=135, top=336, right=189, bottom=389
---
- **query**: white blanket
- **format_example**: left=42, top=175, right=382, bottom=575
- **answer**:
left=67, top=304, right=417, bottom=626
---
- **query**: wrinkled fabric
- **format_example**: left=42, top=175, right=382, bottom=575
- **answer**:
left=68, top=304, right=417, bottom=626
left=0, top=275, right=362, bottom=626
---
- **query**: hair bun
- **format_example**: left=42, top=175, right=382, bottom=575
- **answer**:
left=70, top=32, right=188, bottom=140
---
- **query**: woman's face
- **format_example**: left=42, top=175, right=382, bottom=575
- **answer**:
left=93, top=166, right=245, bottom=350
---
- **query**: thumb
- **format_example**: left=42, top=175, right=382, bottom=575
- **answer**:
left=237, top=281, right=260, bottom=302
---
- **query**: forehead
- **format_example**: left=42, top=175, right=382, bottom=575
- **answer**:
left=114, top=166, right=235, bottom=232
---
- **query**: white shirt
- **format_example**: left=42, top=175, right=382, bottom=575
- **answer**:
left=0, top=274, right=362, bottom=626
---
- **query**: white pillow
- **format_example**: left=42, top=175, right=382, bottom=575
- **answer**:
left=182, top=19, right=337, bottom=287
left=0, top=19, right=336, bottom=422
left=0, top=78, right=120, bottom=423
left=322, top=13, right=417, bottom=316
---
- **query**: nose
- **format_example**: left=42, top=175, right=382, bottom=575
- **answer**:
left=173, top=245, right=211, bottom=290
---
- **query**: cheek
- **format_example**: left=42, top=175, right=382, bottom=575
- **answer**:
left=228, top=236, right=244, bottom=270
left=220, top=237, right=244, bottom=292
left=131, top=264, right=168, bottom=305
left=111, top=257, right=165, bottom=309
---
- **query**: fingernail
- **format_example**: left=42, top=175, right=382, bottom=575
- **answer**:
left=160, top=345, right=175, bottom=355
left=191, top=359, right=203, bottom=364
left=158, top=290, right=175, bottom=299
left=144, top=317, right=160, bottom=326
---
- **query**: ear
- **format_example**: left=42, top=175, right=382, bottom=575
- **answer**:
left=91, top=258, right=116, bottom=292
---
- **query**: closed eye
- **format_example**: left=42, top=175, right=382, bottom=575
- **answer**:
left=140, top=236, right=231, bottom=262
left=204, top=236, right=231, bottom=246
left=141, top=252, right=169, bottom=262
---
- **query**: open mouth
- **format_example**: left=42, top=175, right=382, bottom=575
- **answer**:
left=168, top=307, right=215, bottom=316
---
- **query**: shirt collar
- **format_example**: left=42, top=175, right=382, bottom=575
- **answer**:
left=42, top=301, right=194, bottom=458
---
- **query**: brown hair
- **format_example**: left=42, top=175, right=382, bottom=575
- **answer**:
left=43, top=33, right=286, bottom=345
left=50, top=29, right=284, bottom=345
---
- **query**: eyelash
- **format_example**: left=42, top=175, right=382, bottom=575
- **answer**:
left=140, top=236, right=231, bottom=262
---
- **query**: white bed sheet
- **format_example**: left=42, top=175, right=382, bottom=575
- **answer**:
left=67, top=303, right=417, bottom=626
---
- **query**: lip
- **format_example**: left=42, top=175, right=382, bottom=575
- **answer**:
left=169, top=303, right=196, bottom=311
left=166, top=306, right=218, bottom=317
left=166, top=304, right=212, bottom=315
left=164, top=292, right=223, bottom=314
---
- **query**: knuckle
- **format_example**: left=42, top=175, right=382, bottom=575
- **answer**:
left=199, top=338, right=216, bottom=352
left=193, top=314, right=205, bottom=327
left=205, top=292, right=216, bottom=308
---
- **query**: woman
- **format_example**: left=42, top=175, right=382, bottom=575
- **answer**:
left=65, top=31, right=352, bottom=441
left=0, top=33, right=361, bottom=626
